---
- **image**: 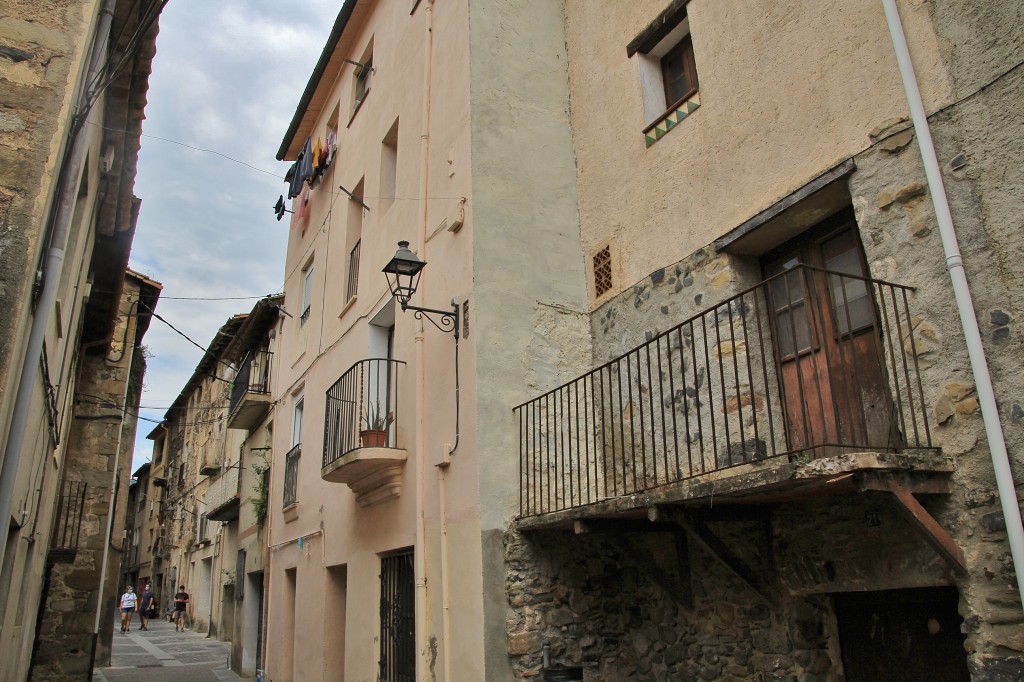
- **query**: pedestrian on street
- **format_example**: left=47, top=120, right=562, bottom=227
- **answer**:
left=119, top=585, right=137, bottom=633
left=173, top=584, right=190, bottom=632
left=139, top=583, right=155, bottom=630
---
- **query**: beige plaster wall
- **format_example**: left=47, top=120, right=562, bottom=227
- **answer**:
left=465, top=1, right=593, bottom=680
left=564, top=0, right=952, bottom=305
left=268, top=1, right=484, bottom=680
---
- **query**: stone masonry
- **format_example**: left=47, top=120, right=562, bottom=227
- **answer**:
left=506, top=60, right=1024, bottom=678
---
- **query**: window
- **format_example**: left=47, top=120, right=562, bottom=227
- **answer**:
left=380, top=118, right=399, bottom=211
left=291, top=393, right=304, bottom=448
left=283, top=446, right=300, bottom=507
left=352, top=40, right=374, bottom=115
left=355, top=56, right=372, bottom=108
left=284, top=393, right=303, bottom=508
left=660, top=35, right=698, bottom=108
left=628, top=3, right=701, bottom=145
left=235, top=549, right=246, bottom=601
left=347, top=241, right=361, bottom=302
left=344, top=179, right=365, bottom=304
left=379, top=550, right=415, bottom=682
left=301, top=262, right=314, bottom=327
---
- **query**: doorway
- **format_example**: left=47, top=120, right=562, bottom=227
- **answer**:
left=761, top=209, right=898, bottom=453
left=325, top=565, right=347, bottom=680
left=833, top=586, right=969, bottom=681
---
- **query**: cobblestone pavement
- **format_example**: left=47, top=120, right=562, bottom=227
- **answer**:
left=93, top=614, right=250, bottom=681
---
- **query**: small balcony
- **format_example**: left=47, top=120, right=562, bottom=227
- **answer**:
left=515, top=265, right=952, bottom=525
left=207, top=463, right=241, bottom=522
left=228, top=350, right=273, bottom=430
left=321, top=358, right=407, bottom=507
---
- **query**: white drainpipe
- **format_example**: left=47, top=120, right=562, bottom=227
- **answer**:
left=881, top=0, right=1024, bottom=607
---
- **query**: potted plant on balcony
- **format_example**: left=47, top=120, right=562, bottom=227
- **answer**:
left=360, top=400, right=393, bottom=448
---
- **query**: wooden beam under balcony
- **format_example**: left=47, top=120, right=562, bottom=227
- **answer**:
left=868, top=479, right=967, bottom=575
left=516, top=451, right=954, bottom=532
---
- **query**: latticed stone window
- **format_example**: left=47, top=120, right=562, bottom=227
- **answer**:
left=593, top=246, right=613, bottom=298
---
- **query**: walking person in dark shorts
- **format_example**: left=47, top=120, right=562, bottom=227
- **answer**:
left=173, top=585, right=190, bottom=632
left=119, top=585, right=137, bottom=633
left=139, top=583, right=155, bottom=630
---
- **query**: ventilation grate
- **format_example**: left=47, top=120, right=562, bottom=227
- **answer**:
left=593, top=246, right=613, bottom=298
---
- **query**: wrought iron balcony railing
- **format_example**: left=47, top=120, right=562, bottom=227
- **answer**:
left=228, top=350, right=274, bottom=430
left=515, top=265, right=933, bottom=517
left=207, top=463, right=241, bottom=522
left=48, top=480, right=87, bottom=563
left=323, top=358, right=405, bottom=470
left=283, top=443, right=301, bottom=507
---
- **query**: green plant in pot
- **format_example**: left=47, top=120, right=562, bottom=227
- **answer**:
left=360, top=400, right=394, bottom=447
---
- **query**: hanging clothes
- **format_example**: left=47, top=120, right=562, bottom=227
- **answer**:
left=298, top=138, right=314, bottom=186
left=325, top=130, right=337, bottom=166
left=288, top=154, right=304, bottom=199
left=290, top=185, right=310, bottom=230
left=312, top=137, right=323, bottom=170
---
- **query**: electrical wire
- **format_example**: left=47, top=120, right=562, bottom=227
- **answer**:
left=138, top=300, right=238, bottom=382
left=76, top=394, right=229, bottom=427
left=159, top=294, right=278, bottom=301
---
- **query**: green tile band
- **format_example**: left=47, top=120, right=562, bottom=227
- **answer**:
left=645, top=92, right=701, bottom=148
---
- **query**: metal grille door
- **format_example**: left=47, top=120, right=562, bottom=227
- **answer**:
left=379, top=550, right=415, bottom=682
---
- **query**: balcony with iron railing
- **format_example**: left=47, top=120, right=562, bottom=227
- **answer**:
left=207, top=463, right=241, bottom=522
left=515, top=265, right=954, bottom=528
left=321, top=358, right=407, bottom=507
left=228, top=350, right=274, bottom=430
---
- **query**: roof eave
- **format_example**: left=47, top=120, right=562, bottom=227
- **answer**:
left=276, top=0, right=359, bottom=161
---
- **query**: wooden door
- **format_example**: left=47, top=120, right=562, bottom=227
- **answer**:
left=833, top=587, right=970, bottom=681
left=762, top=211, right=898, bottom=454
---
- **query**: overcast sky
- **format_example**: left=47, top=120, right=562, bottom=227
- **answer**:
left=128, top=1, right=337, bottom=472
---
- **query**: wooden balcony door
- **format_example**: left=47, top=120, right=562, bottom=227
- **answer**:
left=762, top=210, right=899, bottom=453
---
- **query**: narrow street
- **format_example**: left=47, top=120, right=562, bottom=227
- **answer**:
left=93, top=614, right=246, bottom=681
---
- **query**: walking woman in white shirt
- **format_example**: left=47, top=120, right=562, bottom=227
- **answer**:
left=119, top=585, right=137, bottom=633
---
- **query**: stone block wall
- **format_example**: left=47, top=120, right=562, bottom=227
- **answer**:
left=0, top=0, right=88, bottom=408
left=505, top=524, right=837, bottom=681
left=847, top=112, right=1024, bottom=676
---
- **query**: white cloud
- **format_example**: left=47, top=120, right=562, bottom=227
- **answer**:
left=129, top=0, right=338, bottom=469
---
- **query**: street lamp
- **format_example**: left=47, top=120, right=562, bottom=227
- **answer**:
left=382, top=241, right=459, bottom=340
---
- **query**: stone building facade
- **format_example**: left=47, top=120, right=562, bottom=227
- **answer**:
left=30, top=272, right=161, bottom=681
left=155, top=314, right=247, bottom=638
left=0, top=1, right=161, bottom=679
left=255, top=0, right=1023, bottom=680
left=220, top=296, right=280, bottom=677
left=504, top=0, right=1024, bottom=680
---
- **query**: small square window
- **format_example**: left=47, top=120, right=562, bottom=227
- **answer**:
left=629, top=3, right=701, bottom=144
left=660, top=35, right=698, bottom=109
left=350, top=38, right=374, bottom=119
left=354, top=55, right=373, bottom=110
